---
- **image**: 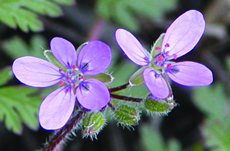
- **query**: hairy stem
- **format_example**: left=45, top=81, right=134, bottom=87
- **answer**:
left=42, top=109, right=87, bottom=151
left=111, top=94, right=142, bottom=102
left=109, top=83, right=130, bottom=92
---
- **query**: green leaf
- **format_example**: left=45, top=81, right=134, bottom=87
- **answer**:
left=0, top=0, right=76, bottom=32
left=0, top=86, right=41, bottom=134
left=193, top=84, right=230, bottom=150
left=0, top=67, right=13, bottom=86
left=3, top=35, right=47, bottom=59
left=96, top=0, right=176, bottom=31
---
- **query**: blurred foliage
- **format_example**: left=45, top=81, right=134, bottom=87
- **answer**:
left=0, top=67, right=41, bottom=134
left=3, top=35, right=47, bottom=59
left=96, top=0, right=176, bottom=31
left=141, top=123, right=181, bottom=151
left=0, top=0, right=75, bottom=32
left=193, top=84, right=230, bottom=150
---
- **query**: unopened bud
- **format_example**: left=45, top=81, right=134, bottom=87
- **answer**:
left=144, top=96, right=176, bottom=115
left=82, top=111, right=106, bottom=139
left=114, top=105, right=140, bottom=126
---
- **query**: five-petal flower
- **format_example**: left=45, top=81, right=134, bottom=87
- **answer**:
left=12, top=37, right=112, bottom=130
left=115, top=10, right=213, bottom=99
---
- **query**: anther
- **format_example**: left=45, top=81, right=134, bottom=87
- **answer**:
left=173, top=54, right=177, bottom=60
left=155, top=46, right=161, bottom=50
left=59, top=80, right=64, bottom=85
left=71, top=65, right=77, bottom=68
left=157, top=55, right=164, bottom=62
left=165, top=43, right=170, bottom=47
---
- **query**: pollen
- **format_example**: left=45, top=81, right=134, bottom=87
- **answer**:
left=167, top=63, right=172, bottom=68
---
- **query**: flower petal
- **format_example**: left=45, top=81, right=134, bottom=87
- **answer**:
left=162, top=10, right=205, bottom=59
left=143, top=68, right=169, bottom=99
left=12, top=56, right=61, bottom=87
left=115, top=28, right=149, bottom=66
left=77, top=40, right=112, bottom=75
left=50, top=37, right=77, bottom=68
left=39, top=86, right=75, bottom=130
left=166, top=61, right=213, bottom=86
left=76, top=78, right=110, bottom=110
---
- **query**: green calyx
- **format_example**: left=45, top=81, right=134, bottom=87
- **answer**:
left=81, top=111, right=106, bottom=139
left=85, top=73, right=114, bottom=83
left=143, top=96, right=176, bottom=115
left=114, top=105, right=140, bottom=126
left=129, top=66, right=147, bottom=86
left=44, top=50, right=67, bottom=70
left=150, top=33, right=165, bottom=58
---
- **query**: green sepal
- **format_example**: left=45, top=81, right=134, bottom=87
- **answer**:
left=143, top=95, right=176, bottom=115
left=114, top=105, right=140, bottom=126
left=81, top=111, right=106, bottom=139
left=76, top=42, right=88, bottom=54
left=150, top=33, right=165, bottom=58
left=44, top=50, right=67, bottom=70
left=129, top=66, right=147, bottom=86
left=85, top=73, right=114, bottom=83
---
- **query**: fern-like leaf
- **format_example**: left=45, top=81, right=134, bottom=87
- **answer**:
left=0, top=0, right=75, bottom=32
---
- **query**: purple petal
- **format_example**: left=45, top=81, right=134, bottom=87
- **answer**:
left=76, top=78, right=110, bottom=110
left=50, top=37, right=77, bottom=68
left=162, top=10, right=205, bottom=59
left=166, top=61, right=213, bottom=86
left=39, top=86, right=75, bottom=130
left=115, top=28, right=149, bottom=66
left=12, top=56, right=61, bottom=87
left=77, top=40, right=112, bottom=75
left=143, top=68, right=169, bottom=99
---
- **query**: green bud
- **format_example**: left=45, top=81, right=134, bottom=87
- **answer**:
left=129, top=66, right=147, bottom=86
left=44, top=50, right=66, bottom=70
left=81, top=111, right=106, bottom=139
left=150, top=33, right=165, bottom=58
left=114, top=105, right=140, bottom=127
left=144, top=96, right=176, bottom=115
left=85, top=73, right=114, bottom=83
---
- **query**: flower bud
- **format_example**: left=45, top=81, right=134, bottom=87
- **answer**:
left=114, top=105, right=140, bottom=126
left=143, top=96, right=176, bottom=115
left=81, top=111, right=106, bottom=139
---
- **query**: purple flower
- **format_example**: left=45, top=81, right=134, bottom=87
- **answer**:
left=12, top=37, right=112, bottom=130
left=115, top=10, right=213, bottom=99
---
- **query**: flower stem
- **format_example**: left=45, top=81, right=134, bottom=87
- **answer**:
left=111, top=94, right=142, bottom=102
left=109, top=83, right=130, bottom=92
left=42, top=109, right=87, bottom=151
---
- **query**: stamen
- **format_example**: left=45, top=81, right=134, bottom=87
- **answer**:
left=165, top=43, right=170, bottom=47
left=71, top=84, right=76, bottom=89
left=155, top=46, right=161, bottom=50
left=59, top=80, right=64, bottom=85
left=157, top=55, right=164, bottom=62
left=71, top=65, right=77, bottom=68
left=59, top=68, right=63, bottom=72
left=167, top=63, right=172, bottom=68
left=173, top=54, right=177, bottom=60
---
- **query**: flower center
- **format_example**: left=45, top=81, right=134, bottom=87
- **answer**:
left=59, top=65, right=84, bottom=88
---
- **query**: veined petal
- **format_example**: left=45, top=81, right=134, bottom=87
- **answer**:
left=77, top=41, right=112, bottom=75
left=115, top=28, right=149, bottom=66
left=162, top=10, right=205, bottom=59
left=50, top=37, right=77, bottom=68
left=12, top=56, right=61, bottom=87
left=76, top=78, right=110, bottom=110
left=166, top=61, right=213, bottom=86
left=39, top=86, right=75, bottom=130
left=143, top=68, right=169, bottom=99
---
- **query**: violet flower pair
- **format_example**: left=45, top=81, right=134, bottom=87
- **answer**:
left=115, top=10, right=213, bottom=99
left=12, top=38, right=112, bottom=130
